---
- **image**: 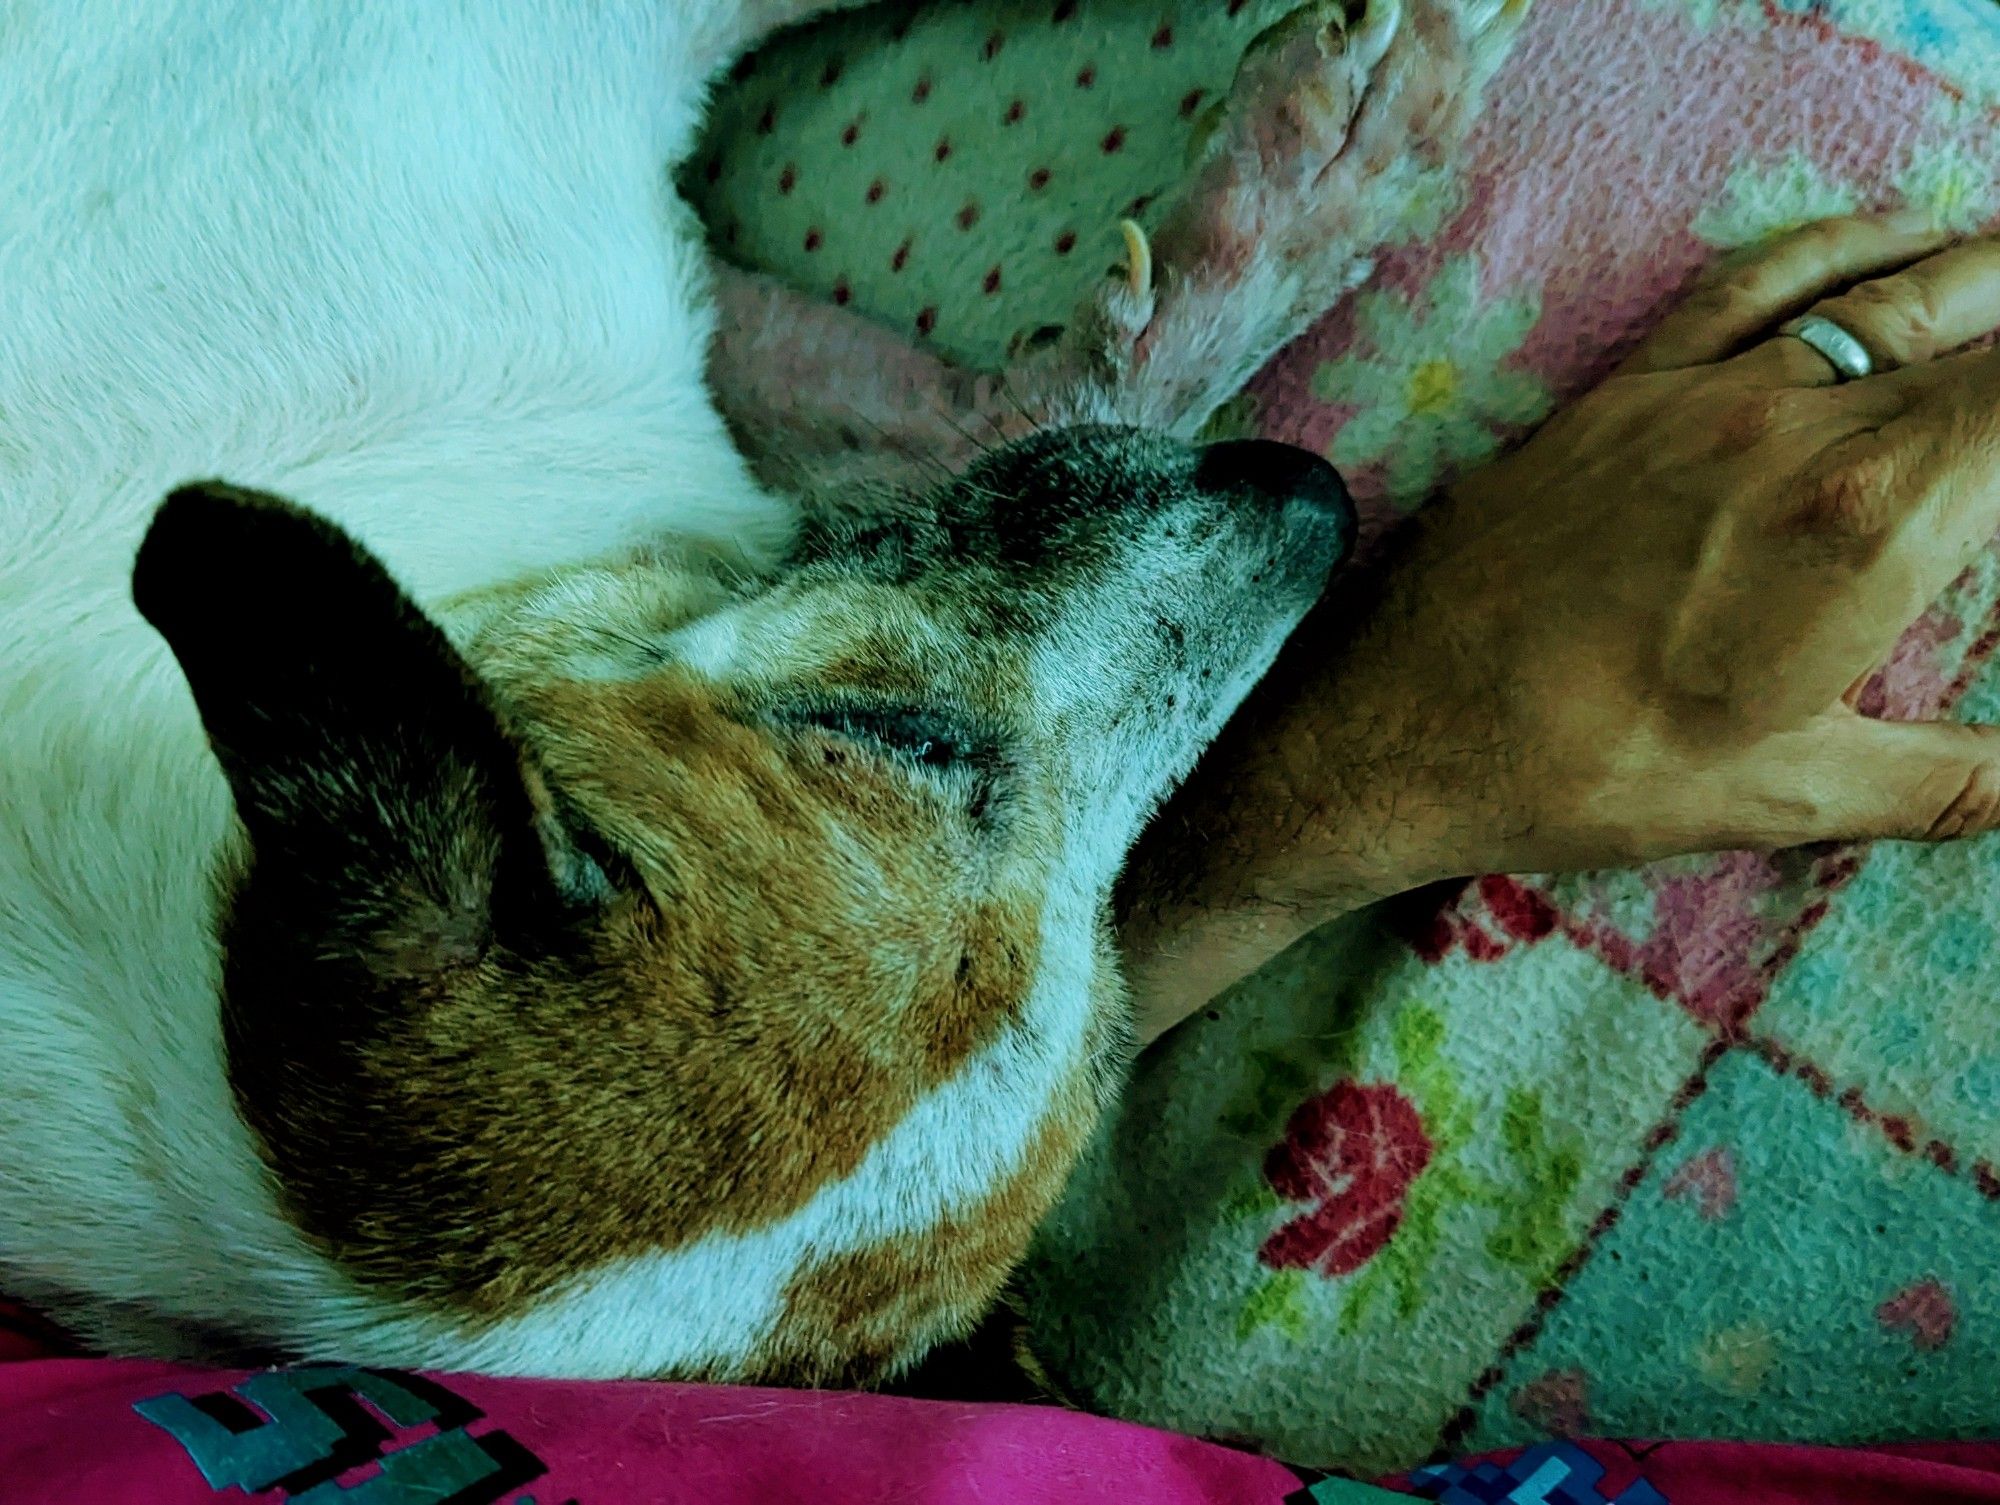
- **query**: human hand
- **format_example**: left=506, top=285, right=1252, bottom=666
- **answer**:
left=1383, top=213, right=2000, bottom=867
left=1121, top=214, right=2000, bottom=1040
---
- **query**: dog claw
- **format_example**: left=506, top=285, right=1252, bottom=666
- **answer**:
left=1348, top=0, right=1400, bottom=73
left=1468, top=0, right=1529, bottom=37
left=1119, top=219, right=1153, bottom=301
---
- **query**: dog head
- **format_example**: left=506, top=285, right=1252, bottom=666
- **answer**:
left=134, top=424, right=1351, bottom=1378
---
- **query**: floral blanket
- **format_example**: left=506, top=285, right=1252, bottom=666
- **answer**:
left=697, top=0, right=2000, bottom=1476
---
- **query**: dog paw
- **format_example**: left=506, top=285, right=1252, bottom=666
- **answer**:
left=1019, top=0, right=1530, bottom=435
left=1168, top=0, right=1531, bottom=295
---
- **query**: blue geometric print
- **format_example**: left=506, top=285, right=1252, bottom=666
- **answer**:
left=134, top=1366, right=552, bottom=1503
left=1405, top=1442, right=1668, bottom=1505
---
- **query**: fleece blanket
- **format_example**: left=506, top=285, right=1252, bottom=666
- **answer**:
left=17, top=1353, right=2000, bottom=1504
left=692, top=0, right=2000, bottom=1476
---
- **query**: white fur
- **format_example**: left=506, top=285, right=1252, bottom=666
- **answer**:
left=0, top=0, right=822, bottom=1365
left=0, top=0, right=1323, bottom=1377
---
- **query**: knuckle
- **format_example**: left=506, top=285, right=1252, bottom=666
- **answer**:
left=1823, top=276, right=1942, bottom=363
left=1710, top=388, right=1802, bottom=451
left=1784, top=451, right=1897, bottom=543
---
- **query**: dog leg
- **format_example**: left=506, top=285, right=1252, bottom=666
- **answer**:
left=704, top=0, right=1529, bottom=496
left=1013, top=0, right=1531, bottom=437
left=707, top=259, right=1038, bottom=500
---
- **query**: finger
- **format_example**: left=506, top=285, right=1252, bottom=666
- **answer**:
left=1729, top=235, right=2000, bottom=388
left=1842, top=660, right=1884, bottom=712
left=1814, top=345, right=2000, bottom=581
left=1870, top=332, right=2000, bottom=413
left=1618, top=213, right=1955, bottom=378
left=1739, top=714, right=2000, bottom=847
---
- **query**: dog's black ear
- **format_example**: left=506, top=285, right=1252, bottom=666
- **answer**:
left=133, top=482, right=581, bottom=970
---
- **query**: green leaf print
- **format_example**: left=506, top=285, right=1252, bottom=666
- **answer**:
left=1484, top=1086, right=1585, bottom=1288
left=1239, top=1269, right=1311, bottom=1341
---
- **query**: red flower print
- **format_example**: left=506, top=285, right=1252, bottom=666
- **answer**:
left=1663, top=1147, right=1738, bottom=1221
left=1878, top=1278, right=1957, bottom=1352
left=1512, top=1368, right=1592, bottom=1438
left=1260, top=1080, right=1433, bottom=1277
left=1385, top=875, right=1558, bottom=965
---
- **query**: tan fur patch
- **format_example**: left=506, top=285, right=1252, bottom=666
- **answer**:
left=227, top=669, right=1049, bottom=1323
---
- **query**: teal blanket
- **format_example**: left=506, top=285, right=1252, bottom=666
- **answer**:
left=697, top=0, right=2000, bottom=1472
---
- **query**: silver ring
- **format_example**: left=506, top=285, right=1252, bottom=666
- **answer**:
left=1778, top=314, right=1875, bottom=383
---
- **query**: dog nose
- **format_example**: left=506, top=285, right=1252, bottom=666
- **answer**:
left=1192, top=439, right=1354, bottom=532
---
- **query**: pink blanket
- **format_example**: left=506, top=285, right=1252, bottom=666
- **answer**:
left=6, top=1354, right=2000, bottom=1503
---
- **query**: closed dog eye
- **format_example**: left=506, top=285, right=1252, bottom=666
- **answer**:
left=773, top=702, right=1010, bottom=833
left=790, top=702, right=994, bottom=773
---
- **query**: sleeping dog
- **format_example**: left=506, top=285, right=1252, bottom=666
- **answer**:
left=0, top=0, right=1523, bottom=1383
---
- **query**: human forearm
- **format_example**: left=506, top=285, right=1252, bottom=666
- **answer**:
left=1115, top=583, right=1470, bottom=1044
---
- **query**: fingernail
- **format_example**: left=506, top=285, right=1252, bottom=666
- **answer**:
left=1884, top=207, right=1945, bottom=235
